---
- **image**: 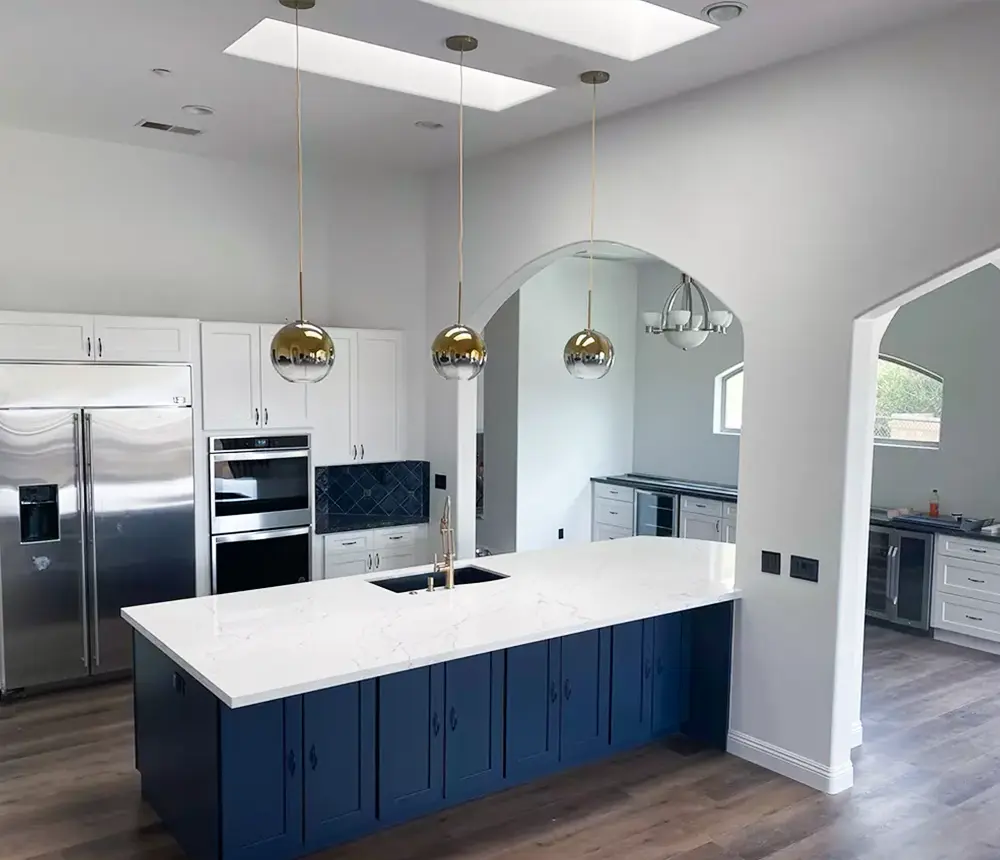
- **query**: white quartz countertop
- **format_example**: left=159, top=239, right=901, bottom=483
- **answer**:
left=122, top=536, right=739, bottom=709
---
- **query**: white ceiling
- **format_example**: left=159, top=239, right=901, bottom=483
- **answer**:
left=0, top=0, right=973, bottom=171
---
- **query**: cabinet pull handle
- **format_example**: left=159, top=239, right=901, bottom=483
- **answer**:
left=970, top=548, right=988, bottom=554
left=432, top=712, right=441, bottom=737
left=389, top=535, right=402, bottom=541
left=254, top=408, right=260, bottom=426
left=376, top=552, right=380, bottom=568
left=968, top=578, right=986, bottom=584
left=352, top=445, right=357, bottom=460
left=342, top=540, right=358, bottom=547
left=309, top=744, right=318, bottom=771
left=97, top=337, right=102, bottom=357
left=367, top=554, right=372, bottom=571
left=287, top=750, right=296, bottom=776
left=609, top=511, right=617, bottom=516
left=966, top=615, right=984, bottom=622
left=86, top=337, right=92, bottom=357
left=716, top=520, right=720, bottom=533
left=550, top=680, right=558, bottom=703
left=563, top=678, right=572, bottom=700
left=264, top=408, right=269, bottom=425
left=360, top=444, right=365, bottom=460
left=449, top=706, right=458, bottom=731
left=644, top=659, right=652, bottom=679
left=696, top=503, right=706, bottom=508
left=171, top=672, right=186, bottom=695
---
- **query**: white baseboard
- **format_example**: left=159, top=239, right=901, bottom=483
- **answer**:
left=934, top=628, right=1000, bottom=656
left=727, top=730, right=854, bottom=794
left=851, top=720, right=863, bottom=748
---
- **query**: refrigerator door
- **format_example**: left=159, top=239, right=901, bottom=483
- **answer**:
left=0, top=409, right=89, bottom=691
left=84, top=407, right=195, bottom=674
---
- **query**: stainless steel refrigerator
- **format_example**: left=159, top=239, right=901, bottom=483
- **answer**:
left=0, top=364, right=195, bottom=694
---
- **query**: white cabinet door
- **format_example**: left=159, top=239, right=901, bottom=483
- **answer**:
left=325, top=550, right=372, bottom=579
left=94, top=316, right=196, bottom=363
left=356, top=331, right=402, bottom=463
left=200, top=322, right=261, bottom=431
left=258, top=324, right=309, bottom=430
left=594, top=522, right=634, bottom=542
left=680, top=511, right=722, bottom=541
left=0, top=311, right=94, bottom=361
left=723, top=518, right=737, bottom=544
left=308, top=330, right=357, bottom=465
left=375, top=548, right=416, bottom=573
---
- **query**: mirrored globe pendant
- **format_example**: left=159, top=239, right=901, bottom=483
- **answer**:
left=432, top=322, right=487, bottom=381
left=563, top=328, right=614, bottom=380
left=271, top=319, right=335, bottom=383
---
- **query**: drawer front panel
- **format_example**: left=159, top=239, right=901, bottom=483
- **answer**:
left=937, top=536, right=1000, bottom=566
left=593, top=483, right=634, bottom=503
left=593, top=497, right=634, bottom=528
left=938, top=557, right=1000, bottom=602
left=935, top=594, right=1000, bottom=642
left=680, top=496, right=724, bottom=518
left=374, top=527, right=421, bottom=550
left=326, top=531, right=373, bottom=553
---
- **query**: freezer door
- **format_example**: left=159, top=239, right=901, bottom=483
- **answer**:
left=85, top=408, right=195, bottom=674
left=0, top=409, right=89, bottom=691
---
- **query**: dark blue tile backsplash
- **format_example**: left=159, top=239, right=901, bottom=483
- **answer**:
left=315, top=461, right=430, bottom=534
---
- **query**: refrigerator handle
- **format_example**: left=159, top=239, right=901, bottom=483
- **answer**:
left=73, top=414, right=90, bottom=668
left=84, top=413, right=100, bottom=668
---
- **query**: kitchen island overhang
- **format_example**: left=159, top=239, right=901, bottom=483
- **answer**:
left=125, top=536, right=739, bottom=860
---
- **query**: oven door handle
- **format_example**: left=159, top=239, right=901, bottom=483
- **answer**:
left=212, top=526, right=312, bottom=545
left=211, top=450, right=309, bottom=462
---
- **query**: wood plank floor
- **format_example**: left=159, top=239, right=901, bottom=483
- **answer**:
left=4, top=626, right=1000, bottom=859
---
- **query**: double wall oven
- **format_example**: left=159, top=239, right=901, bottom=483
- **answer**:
left=209, top=435, right=311, bottom=594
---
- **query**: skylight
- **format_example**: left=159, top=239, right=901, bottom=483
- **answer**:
left=414, top=0, right=718, bottom=61
left=224, top=19, right=554, bottom=112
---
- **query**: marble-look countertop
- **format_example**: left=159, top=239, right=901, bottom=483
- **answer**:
left=593, top=474, right=739, bottom=503
left=122, top=536, right=738, bottom=709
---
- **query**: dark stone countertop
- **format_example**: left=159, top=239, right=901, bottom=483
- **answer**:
left=316, top=513, right=430, bottom=535
left=593, top=473, right=1000, bottom=542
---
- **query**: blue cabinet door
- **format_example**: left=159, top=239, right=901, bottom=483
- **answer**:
left=303, top=680, right=376, bottom=850
left=651, top=614, right=685, bottom=737
left=505, top=639, right=561, bottom=784
left=220, top=697, right=303, bottom=860
left=559, top=629, right=611, bottom=765
left=610, top=620, right=654, bottom=749
left=444, top=652, right=504, bottom=802
left=681, top=601, right=733, bottom=749
left=377, top=664, right=445, bottom=824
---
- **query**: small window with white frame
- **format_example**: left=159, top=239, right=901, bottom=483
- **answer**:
left=713, top=356, right=943, bottom=447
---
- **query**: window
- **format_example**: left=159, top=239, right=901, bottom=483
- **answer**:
left=713, top=355, right=943, bottom=447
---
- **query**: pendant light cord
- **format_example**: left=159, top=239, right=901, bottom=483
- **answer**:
left=457, top=46, right=466, bottom=324
left=587, top=80, right=597, bottom=331
left=295, top=6, right=305, bottom=321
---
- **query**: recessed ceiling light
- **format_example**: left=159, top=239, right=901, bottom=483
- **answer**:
left=703, top=2, right=747, bottom=24
left=224, top=19, right=554, bottom=111
left=414, top=120, right=444, bottom=129
left=150, top=68, right=172, bottom=77
left=413, top=0, right=717, bottom=61
left=182, top=104, right=215, bottom=116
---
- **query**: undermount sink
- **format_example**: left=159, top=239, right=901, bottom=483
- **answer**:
left=370, top=566, right=508, bottom=594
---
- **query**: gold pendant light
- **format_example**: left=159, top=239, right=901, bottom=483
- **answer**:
left=431, top=35, right=487, bottom=382
left=270, top=0, right=335, bottom=384
left=563, top=71, right=614, bottom=381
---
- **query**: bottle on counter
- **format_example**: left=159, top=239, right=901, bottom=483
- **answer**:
left=929, top=489, right=940, bottom=518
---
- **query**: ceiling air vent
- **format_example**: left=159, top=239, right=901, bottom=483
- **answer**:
left=135, top=119, right=203, bottom=136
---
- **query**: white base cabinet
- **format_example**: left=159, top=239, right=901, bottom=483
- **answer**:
left=323, top=524, right=429, bottom=579
left=679, top=497, right=737, bottom=543
left=933, top=536, right=1000, bottom=648
left=0, top=311, right=196, bottom=363
left=591, top=483, right=635, bottom=541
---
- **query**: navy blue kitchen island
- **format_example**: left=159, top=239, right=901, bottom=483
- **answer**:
left=132, top=601, right=733, bottom=860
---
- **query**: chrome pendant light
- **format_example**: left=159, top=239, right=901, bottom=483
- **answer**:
left=642, top=273, right=733, bottom=351
left=431, top=35, right=487, bottom=382
left=270, top=0, right=335, bottom=384
left=563, top=71, right=614, bottom=380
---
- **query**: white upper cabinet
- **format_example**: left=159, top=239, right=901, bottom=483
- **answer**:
left=308, top=329, right=356, bottom=465
left=258, top=324, right=309, bottom=430
left=0, top=311, right=195, bottom=364
left=93, top=316, right=196, bottom=363
left=0, top=312, right=94, bottom=361
left=200, top=322, right=261, bottom=431
left=356, top=330, right=402, bottom=463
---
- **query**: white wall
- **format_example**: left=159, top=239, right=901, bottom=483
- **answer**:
left=0, top=125, right=428, bottom=459
left=872, top=264, right=1000, bottom=516
left=477, top=292, right=519, bottom=554
left=515, top=258, right=638, bottom=551
left=633, top=262, right=742, bottom=483
left=425, top=2, right=1000, bottom=792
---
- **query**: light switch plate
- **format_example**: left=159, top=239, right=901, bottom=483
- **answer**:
left=790, top=555, right=819, bottom=583
left=761, top=550, right=781, bottom=575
